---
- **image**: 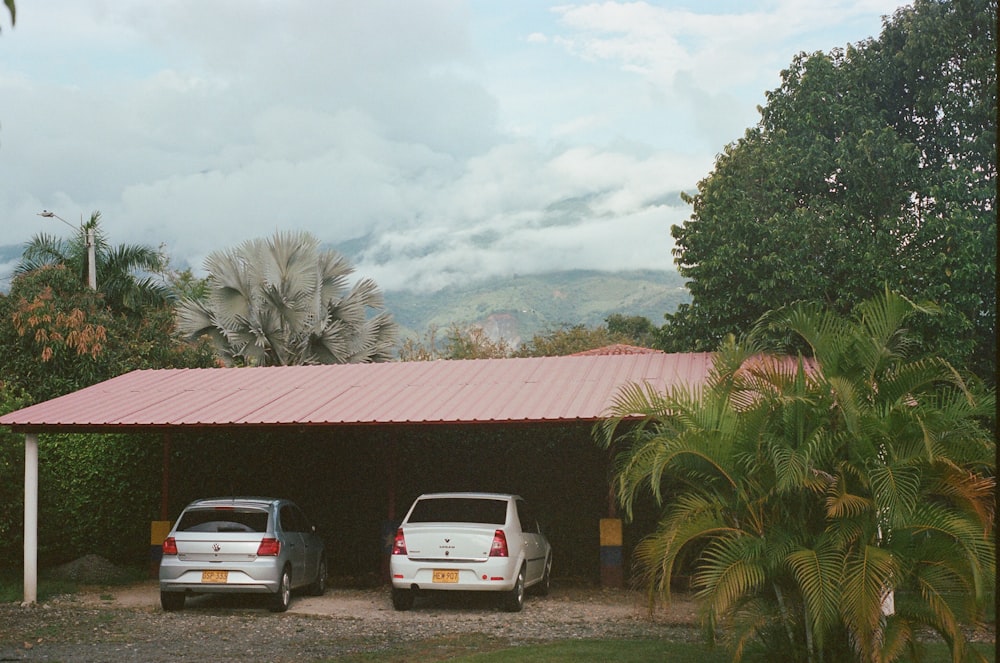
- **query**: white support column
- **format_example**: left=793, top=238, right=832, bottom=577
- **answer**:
left=24, top=433, right=38, bottom=605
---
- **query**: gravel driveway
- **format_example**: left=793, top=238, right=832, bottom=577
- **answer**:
left=0, top=581, right=701, bottom=662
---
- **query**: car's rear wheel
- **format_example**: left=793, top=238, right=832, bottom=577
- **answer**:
left=308, top=555, right=327, bottom=596
left=270, top=567, right=292, bottom=612
left=391, top=587, right=414, bottom=611
left=160, top=591, right=185, bottom=612
left=503, top=566, right=526, bottom=612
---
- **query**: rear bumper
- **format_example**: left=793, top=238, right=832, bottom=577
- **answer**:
left=159, top=558, right=282, bottom=594
left=389, top=556, right=519, bottom=592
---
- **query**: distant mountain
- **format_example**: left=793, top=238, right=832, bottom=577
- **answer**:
left=384, top=269, right=689, bottom=347
left=0, top=239, right=690, bottom=349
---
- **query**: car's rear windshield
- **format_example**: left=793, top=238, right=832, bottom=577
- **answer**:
left=176, top=507, right=269, bottom=533
left=407, top=498, right=507, bottom=525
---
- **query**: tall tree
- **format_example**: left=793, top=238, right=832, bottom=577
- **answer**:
left=176, top=230, right=398, bottom=366
left=515, top=323, right=629, bottom=357
left=16, top=211, right=170, bottom=315
left=0, top=264, right=215, bottom=402
left=663, top=0, right=995, bottom=381
left=597, top=290, right=995, bottom=662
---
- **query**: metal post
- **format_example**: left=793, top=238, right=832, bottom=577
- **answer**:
left=24, top=433, right=38, bottom=605
left=86, top=227, right=97, bottom=290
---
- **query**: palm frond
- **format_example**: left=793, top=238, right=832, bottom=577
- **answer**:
left=786, top=537, right=844, bottom=650
left=840, top=544, right=899, bottom=659
left=694, top=533, right=768, bottom=617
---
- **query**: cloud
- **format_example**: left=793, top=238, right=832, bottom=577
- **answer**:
left=0, top=1, right=905, bottom=294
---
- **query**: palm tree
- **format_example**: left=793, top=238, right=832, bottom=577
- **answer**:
left=175, top=230, right=398, bottom=366
left=596, top=290, right=995, bottom=663
left=16, top=211, right=169, bottom=313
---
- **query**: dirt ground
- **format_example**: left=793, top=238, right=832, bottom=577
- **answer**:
left=69, top=578, right=699, bottom=623
left=0, top=578, right=703, bottom=662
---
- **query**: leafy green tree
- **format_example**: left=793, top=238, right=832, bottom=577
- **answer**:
left=442, top=324, right=513, bottom=359
left=663, top=0, right=996, bottom=382
left=515, top=323, right=628, bottom=357
left=606, top=314, right=658, bottom=348
left=0, top=265, right=216, bottom=402
left=2, top=0, right=12, bottom=30
left=176, top=230, right=398, bottom=366
left=597, top=290, right=995, bottom=663
left=16, top=211, right=170, bottom=315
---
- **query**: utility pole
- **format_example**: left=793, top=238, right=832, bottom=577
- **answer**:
left=37, top=210, right=97, bottom=290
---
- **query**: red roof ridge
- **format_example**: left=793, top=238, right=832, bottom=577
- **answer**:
left=569, top=344, right=665, bottom=356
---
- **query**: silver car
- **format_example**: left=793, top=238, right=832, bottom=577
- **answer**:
left=389, top=492, right=552, bottom=612
left=158, top=497, right=326, bottom=612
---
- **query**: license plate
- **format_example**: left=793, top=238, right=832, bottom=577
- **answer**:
left=201, top=570, right=228, bottom=583
left=432, top=569, right=459, bottom=583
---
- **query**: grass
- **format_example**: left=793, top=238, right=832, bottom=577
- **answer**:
left=0, top=568, right=79, bottom=603
left=0, top=565, right=146, bottom=603
left=441, top=639, right=729, bottom=662
left=332, top=637, right=729, bottom=663
left=334, top=638, right=994, bottom=663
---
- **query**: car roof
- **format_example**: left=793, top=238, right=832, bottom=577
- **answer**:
left=184, top=497, right=284, bottom=509
left=416, top=492, right=521, bottom=501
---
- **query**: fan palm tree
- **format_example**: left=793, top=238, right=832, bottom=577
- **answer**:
left=175, top=230, right=398, bottom=366
left=16, top=211, right=169, bottom=314
left=596, top=289, right=995, bottom=663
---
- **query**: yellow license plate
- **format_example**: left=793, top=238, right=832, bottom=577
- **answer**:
left=432, top=569, right=459, bottom=583
left=201, top=570, right=228, bottom=583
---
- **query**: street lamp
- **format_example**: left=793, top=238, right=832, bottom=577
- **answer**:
left=37, top=210, right=97, bottom=290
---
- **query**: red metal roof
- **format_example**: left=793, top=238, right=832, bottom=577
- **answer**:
left=570, top=344, right=665, bottom=356
left=0, top=353, right=716, bottom=432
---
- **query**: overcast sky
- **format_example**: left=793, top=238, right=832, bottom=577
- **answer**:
left=1, top=0, right=906, bottom=292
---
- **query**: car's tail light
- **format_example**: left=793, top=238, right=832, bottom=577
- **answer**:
left=489, top=529, right=508, bottom=557
left=391, top=528, right=407, bottom=555
left=162, top=537, right=178, bottom=556
left=256, top=538, right=281, bottom=556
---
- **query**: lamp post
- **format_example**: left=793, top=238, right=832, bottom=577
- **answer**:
left=37, top=210, right=97, bottom=290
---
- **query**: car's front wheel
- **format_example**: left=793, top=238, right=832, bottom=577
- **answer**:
left=503, top=566, right=526, bottom=612
left=308, top=555, right=327, bottom=596
left=160, top=591, right=185, bottom=612
left=391, top=587, right=414, bottom=611
left=270, top=567, right=292, bottom=612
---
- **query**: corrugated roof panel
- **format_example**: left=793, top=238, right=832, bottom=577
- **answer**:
left=0, top=352, right=721, bottom=431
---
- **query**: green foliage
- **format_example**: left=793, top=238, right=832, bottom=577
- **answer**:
left=165, top=266, right=209, bottom=301
left=597, top=290, right=995, bottom=662
left=0, top=250, right=216, bottom=570
left=176, top=230, right=398, bottom=366
left=34, top=433, right=164, bottom=566
left=0, top=383, right=31, bottom=560
left=606, top=314, right=659, bottom=348
left=664, top=0, right=996, bottom=382
left=17, top=211, right=170, bottom=315
left=443, top=324, right=514, bottom=359
left=1, top=388, right=167, bottom=567
left=0, top=265, right=215, bottom=403
left=398, top=317, right=659, bottom=360
left=515, top=323, right=630, bottom=357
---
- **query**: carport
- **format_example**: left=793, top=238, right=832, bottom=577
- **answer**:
left=0, top=350, right=715, bottom=604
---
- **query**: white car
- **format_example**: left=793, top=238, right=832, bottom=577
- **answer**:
left=389, top=492, right=552, bottom=611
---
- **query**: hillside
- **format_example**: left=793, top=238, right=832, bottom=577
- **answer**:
left=384, top=269, right=689, bottom=347
left=0, top=241, right=689, bottom=349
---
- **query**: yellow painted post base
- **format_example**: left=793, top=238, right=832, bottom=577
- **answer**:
left=150, top=520, right=172, bottom=577
left=599, top=518, right=623, bottom=588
